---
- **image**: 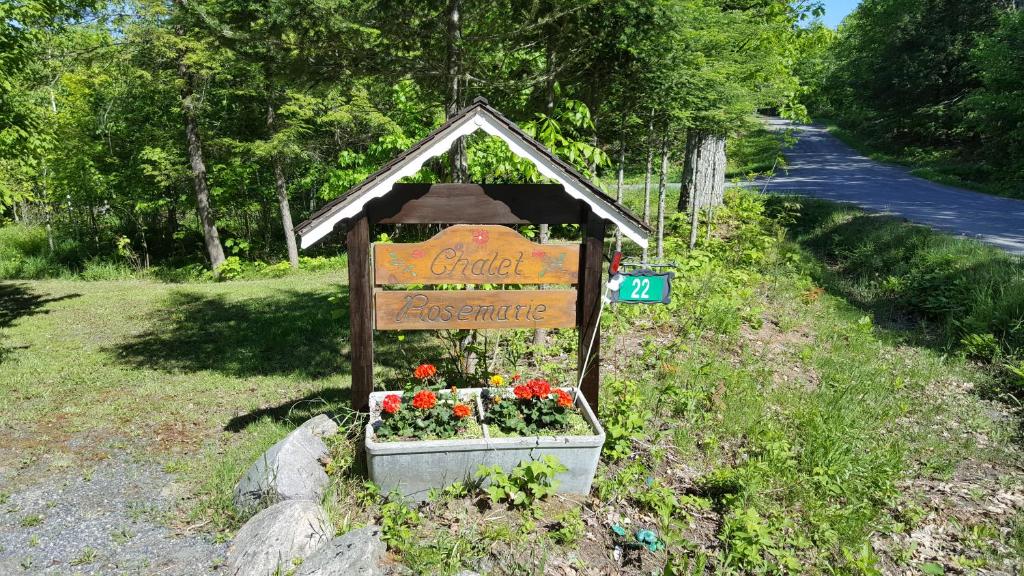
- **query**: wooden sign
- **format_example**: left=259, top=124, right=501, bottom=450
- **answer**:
left=373, top=225, right=579, bottom=285
left=374, top=289, right=576, bottom=330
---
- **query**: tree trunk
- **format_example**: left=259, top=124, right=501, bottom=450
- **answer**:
left=176, top=37, right=225, bottom=269
left=642, top=112, right=654, bottom=261
left=615, top=142, right=624, bottom=252
left=656, top=134, right=668, bottom=260
left=680, top=130, right=726, bottom=212
left=274, top=159, right=299, bottom=268
left=266, top=89, right=300, bottom=269
left=446, top=0, right=467, bottom=183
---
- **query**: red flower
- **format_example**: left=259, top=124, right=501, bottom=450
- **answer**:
left=413, top=363, right=437, bottom=380
left=412, top=390, right=437, bottom=410
left=527, top=378, right=551, bottom=398
left=555, top=389, right=573, bottom=408
left=513, top=385, right=533, bottom=400
left=472, top=229, right=489, bottom=245
left=452, top=403, right=471, bottom=418
left=382, top=394, right=402, bottom=414
left=410, top=248, right=425, bottom=259
left=512, top=373, right=521, bottom=382
left=532, top=249, right=546, bottom=259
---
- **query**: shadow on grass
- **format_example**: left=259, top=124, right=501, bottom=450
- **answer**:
left=111, top=285, right=440, bottom=431
left=0, top=282, right=80, bottom=363
left=114, top=288, right=349, bottom=379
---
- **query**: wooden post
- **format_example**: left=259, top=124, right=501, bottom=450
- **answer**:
left=577, top=209, right=606, bottom=413
left=346, top=215, right=374, bottom=411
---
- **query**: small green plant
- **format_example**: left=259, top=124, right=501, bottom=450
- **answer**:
left=19, top=514, right=42, bottom=528
left=636, top=480, right=682, bottom=525
left=214, top=256, right=244, bottom=281
left=379, top=498, right=421, bottom=549
left=70, top=546, right=97, bottom=566
left=549, top=508, right=585, bottom=545
left=599, top=379, right=648, bottom=460
left=719, top=507, right=800, bottom=573
left=111, top=527, right=134, bottom=544
left=476, top=455, right=566, bottom=509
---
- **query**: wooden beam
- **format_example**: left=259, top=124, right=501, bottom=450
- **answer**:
left=346, top=215, right=374, bottom=411
left=577, top=209, right=606, bottom=413
left=368, top=184, right=582, bottom=225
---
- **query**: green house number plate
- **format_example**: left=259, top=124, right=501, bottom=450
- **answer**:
left=610, top=270, right=674, bottom=304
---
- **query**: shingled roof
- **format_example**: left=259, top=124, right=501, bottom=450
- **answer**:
left=295, top=98, right=652, bottom=249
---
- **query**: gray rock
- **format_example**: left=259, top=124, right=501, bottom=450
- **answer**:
left=294, top=525, right=385, bottom=576
left=299, top=414, right=340, bottom=439
left=225, top=500, right=334, bottom=576
left=233, top=415, right=338, bottom=513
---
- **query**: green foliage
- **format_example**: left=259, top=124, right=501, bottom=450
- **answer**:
left=476, top=456, right=566, bottom=510
left=720, top=507, right=801, bottom=573
left=483, top=388, right=574, bottom=436
left=548, top=509, right=585, bottom=546
left=379, top=499, right=421, bottom=549
left=804, top=1, right=1024, bottom=197
left=599, top=379, right=648, bottom=461
left=775, top=196, right=1024, bottom=364
left=375, top=391, right=475, bottom=440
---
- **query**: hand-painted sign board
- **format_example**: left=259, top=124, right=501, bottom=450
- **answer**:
left=374, top=289, right=576, bottom=330
left=610, top=270, right=674, bottom=304
left=373, top=225, right=579, bottom=285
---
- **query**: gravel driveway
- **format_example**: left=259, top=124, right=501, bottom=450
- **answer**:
left=761, top=118, right=1024, bottom=254
left=0, top=452, right=225, bottom=575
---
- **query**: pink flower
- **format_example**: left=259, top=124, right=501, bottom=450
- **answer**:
left=410, top=248, right=425, bottom=259
left=472, top=229, right=489, bottom=245
left=532, top=249, right=546, bottom=259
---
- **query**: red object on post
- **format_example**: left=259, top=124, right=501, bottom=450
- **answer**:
left=610, top=251, right=623, bottom=276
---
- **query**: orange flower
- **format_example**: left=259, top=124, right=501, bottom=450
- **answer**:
left=412, top=390, right=437, bottom=410
left=382, top=394, right=402, bottom=414
left=513, top=385, right=533, bottom=400
left=555, top=389, right=573, bottom=408
left=527, top=378, right=551, bottom=398
left=452, top=403, right=471, bottom=418
left=414, top=363, right=437, bottom=380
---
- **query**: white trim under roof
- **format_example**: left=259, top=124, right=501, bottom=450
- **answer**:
left=298, top=105, right=649, bottom=250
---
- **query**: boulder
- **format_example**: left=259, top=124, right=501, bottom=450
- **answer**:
left=294, top=525, right=386, bottom=576
left=233, top=415, right=338, bottom=513
left=226, top=500, right=334, bottom=576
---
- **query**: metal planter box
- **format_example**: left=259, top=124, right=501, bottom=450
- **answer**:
left=365, top=388, right=604, bottom=501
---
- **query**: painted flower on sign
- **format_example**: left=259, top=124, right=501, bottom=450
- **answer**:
left=471, top=229, right=489, bottom=245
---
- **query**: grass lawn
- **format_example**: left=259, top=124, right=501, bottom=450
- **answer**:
left=1, top=187, right=1022, bottom=573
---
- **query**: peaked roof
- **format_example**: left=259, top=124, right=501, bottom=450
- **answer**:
left=295, top=98, right=652, bottom=249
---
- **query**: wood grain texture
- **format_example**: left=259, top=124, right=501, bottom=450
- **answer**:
left=577, top=210, right=606, bottom=413
left=374, top=289, right=577, bottom=330
left=373, top=225, right=579, bottom=285
left=346, top=216, right=374, bottom=411
left=369, top=183, right=582, bottom=225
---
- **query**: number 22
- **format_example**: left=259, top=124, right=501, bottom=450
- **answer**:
left=630, top=278, right=651, bottom=300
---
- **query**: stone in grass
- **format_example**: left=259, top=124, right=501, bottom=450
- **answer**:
left=294, top=525, right=385, bottom=576
left=225, top=500, right=334, bottom=576
left=233, top=414, right=339, bottom=513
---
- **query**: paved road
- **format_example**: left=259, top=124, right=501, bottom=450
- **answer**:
left=760, top=118, right=1024, bottom=254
